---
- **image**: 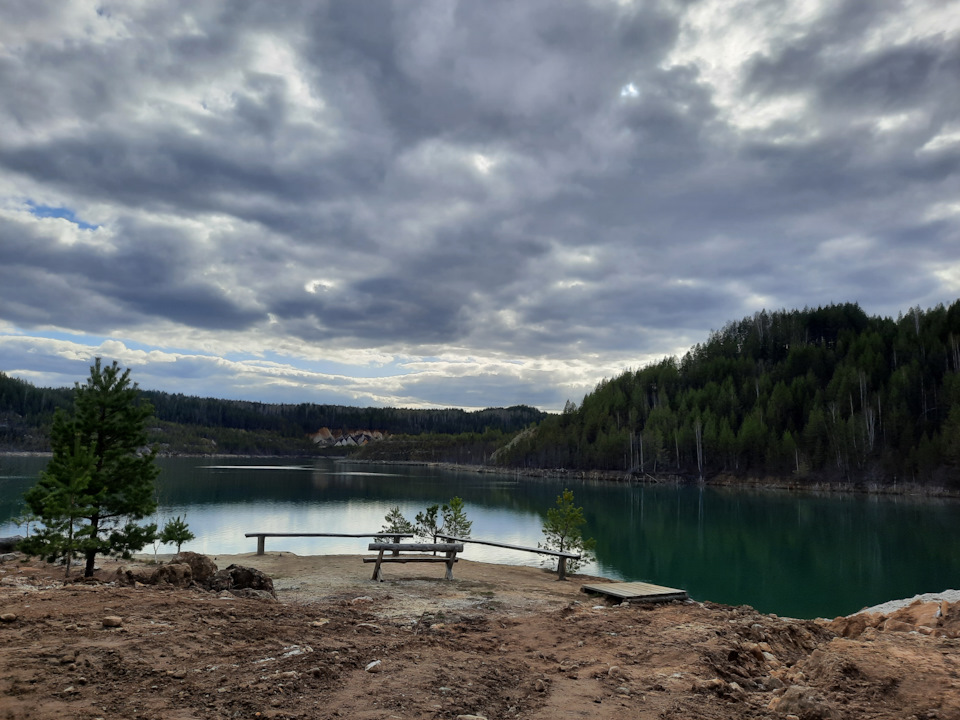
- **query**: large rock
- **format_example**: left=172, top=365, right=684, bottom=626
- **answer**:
left=173, top=552, right=218, bottom=583
left=114, top=565, right=155, bottom=586
left=151, top=563, right=192, bottom=587
left=827, top=614, right=875, bottom=638
left=207, top=564, right=276, bottom=599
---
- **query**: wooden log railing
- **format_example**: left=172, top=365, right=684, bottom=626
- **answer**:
left=438, top=534, right=581, bottom=580
left=244, top=532, right=414, bottom=556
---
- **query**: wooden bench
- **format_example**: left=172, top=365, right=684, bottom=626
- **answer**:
left=364, top=542, right=464, bottom=581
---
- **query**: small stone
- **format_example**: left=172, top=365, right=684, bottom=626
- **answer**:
left=0, top=613, right=16, bottom=623
left=365, top=660, right=383, bottom=673
left=608, top=666, right=621, bottom=677
left=310, top=619, right=330, bottom=627
left=764, top=675, right=785, bottom=690
left=456, top=715, right=488, bottom=720
left=617, top=685, right=630, bottom=695
left=534, top=678, right=547, bottom=692
left=352, top=596, right=373, bottom=605
left=102, top=616, right=123, bottom=628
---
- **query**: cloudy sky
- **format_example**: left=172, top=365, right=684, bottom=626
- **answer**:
left=1, top=0, right=958, bottom=411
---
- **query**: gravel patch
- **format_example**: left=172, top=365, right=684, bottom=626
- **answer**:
left=858, top=589, right=960, bottom=616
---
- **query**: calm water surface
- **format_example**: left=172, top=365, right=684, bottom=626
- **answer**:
left=2, top=455, right=958, bottom=619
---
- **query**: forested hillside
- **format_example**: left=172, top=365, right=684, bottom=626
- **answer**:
left=497, top=302, right=960, bottom=488
left=0, top=372, right=545, bottom=455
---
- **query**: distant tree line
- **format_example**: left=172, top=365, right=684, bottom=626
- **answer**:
left=139, top=394, right=546, bottom=438
left=0, top=371, right=545, bottom=455
left=497, top=302, right=960, bottom=488
left=0, top=374, right=71, bottom=450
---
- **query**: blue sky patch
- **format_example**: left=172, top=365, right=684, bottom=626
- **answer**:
left=27, top=201, right=99, bottom=230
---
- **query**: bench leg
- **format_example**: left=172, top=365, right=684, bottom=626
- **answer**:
left=557, top=556, right=567, bottom=581
left=444, top=552, right=455, bottom=580
left=257, top=536, right=265, bottom=556
left=371, top=549, right=384, bottom=581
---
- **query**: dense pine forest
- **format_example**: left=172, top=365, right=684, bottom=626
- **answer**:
left=497, top=302, right=960, bottom=488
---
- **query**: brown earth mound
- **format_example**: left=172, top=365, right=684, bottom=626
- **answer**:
left=1, top=551, right=958, bottom=719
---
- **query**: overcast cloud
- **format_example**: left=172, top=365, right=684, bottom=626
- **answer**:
left=1, top=0, right=958, bottom=411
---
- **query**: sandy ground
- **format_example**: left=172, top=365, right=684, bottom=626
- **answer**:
left=2, top=551, right=960, bottom=720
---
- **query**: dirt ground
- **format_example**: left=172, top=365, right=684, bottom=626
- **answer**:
left=2, top=551, right=959, bottom=720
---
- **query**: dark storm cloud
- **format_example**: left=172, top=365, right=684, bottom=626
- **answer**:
left=0, top=215, right=261, bottom=331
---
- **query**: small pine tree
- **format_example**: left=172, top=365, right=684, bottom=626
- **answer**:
left=441, top=497, right=472, bottom=538
left=540, top=488, right=595, bottom=578
left=414, top=504, right=442, bottom=543
left=378, top=506, right=414, bottom=540
left=160, top=515, right=195, bottom=553
left=20, top=359, right=159, bottom=577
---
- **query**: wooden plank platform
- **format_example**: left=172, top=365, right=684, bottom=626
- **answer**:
left=581, top=581, right=688, bottom=603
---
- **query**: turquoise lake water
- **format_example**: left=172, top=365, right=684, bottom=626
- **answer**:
left=2, top=455, right=958, bottom=619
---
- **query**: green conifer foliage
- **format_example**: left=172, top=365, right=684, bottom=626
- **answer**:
left=540, top=488, right=595, bottom=576
left=379, top=506, right=414, bottom=538
left=159, top=514, right=195, bottom=553
left=414, top=504, right=442, bottom=542
left=441, top=496, right=472, bottom=538
left=21, top=359, right=159, bottom=577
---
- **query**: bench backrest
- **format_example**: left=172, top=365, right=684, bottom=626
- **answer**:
left=368, top=542, right=464, bottom=552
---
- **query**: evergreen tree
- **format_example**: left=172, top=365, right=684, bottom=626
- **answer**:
left=441, top=497, right=472, bottom=538
left=21, top=359, right=159, bottom=577
left=20, top=435, right=98, bottom=577
left=159, top=515, right=195, bottom=553
left=414, top=504, right=442, bottom=543
left=379, top=506, right=414, bottom=539
left=540, top=488, right=595, bottom=579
